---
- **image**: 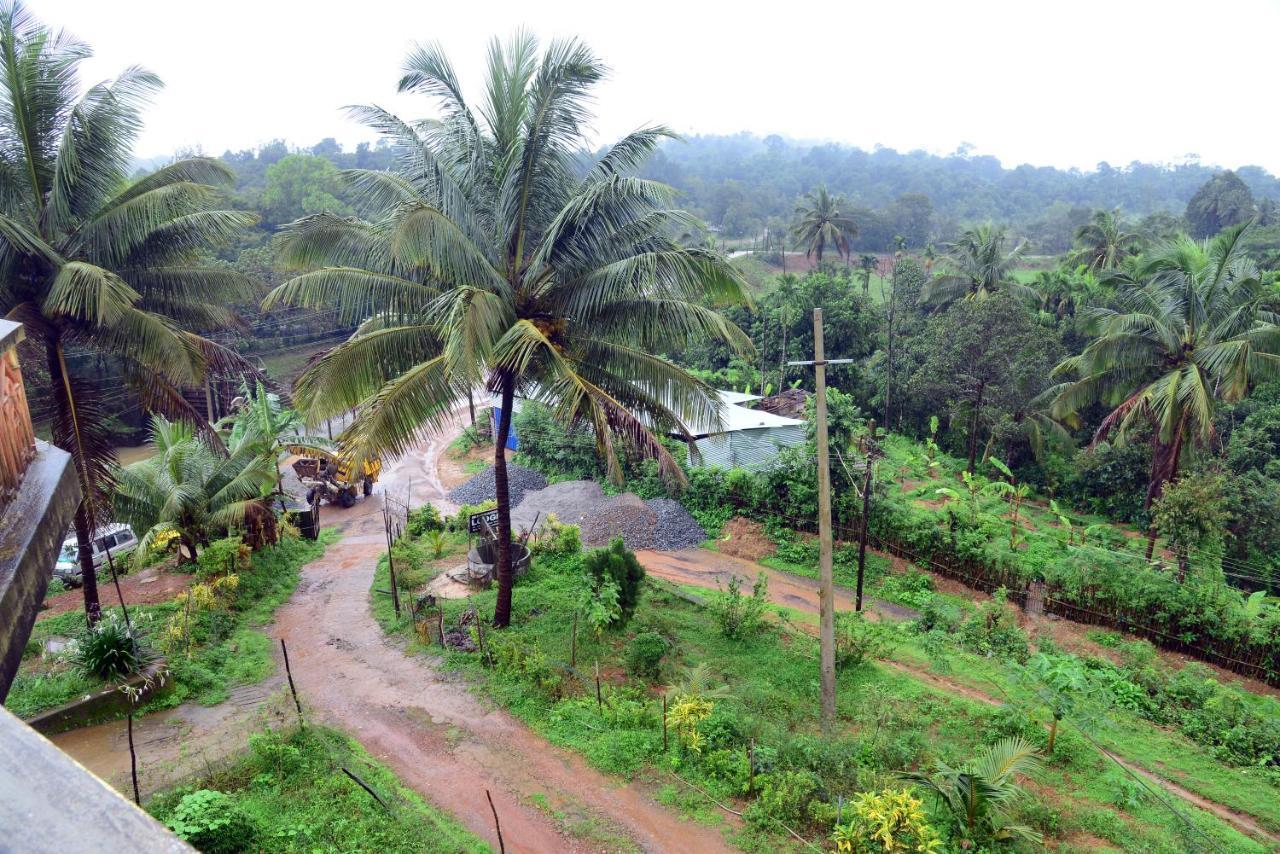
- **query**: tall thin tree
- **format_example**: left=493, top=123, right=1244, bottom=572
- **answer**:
left=265, top=33, right=751, bottom=627
left=0, top=2, right=256, bottom=621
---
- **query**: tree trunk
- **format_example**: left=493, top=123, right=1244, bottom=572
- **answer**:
left=491, top=375, right=516, bottom=628
left=1048, top=717, right=1059, bottom=754
left=883, top=267, right=897, bottom=427
left=1143, top=420, right=1186, bottom=561
left=46, top=338, right=101, bottom=624
left=966, top=381, right=985, bottom=475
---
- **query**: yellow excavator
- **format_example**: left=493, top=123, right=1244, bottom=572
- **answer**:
left=287, top=445, right=382, bottom=508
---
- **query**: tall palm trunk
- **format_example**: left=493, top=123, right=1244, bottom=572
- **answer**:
left=1143, top=418, right=1186, bottom=562
left=966, top=380, right=985, bottom=474
left=46, top=338, right=102, bottom=624
left=492, top=374, right=516, bottom=628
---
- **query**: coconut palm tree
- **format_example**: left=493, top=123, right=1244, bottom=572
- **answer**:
left=921, top=224, right=1035, bottom=308
left=1072, top=209, right=1142, bottom=272
left=112, top=416, right=278, bottom=565
left=901, top=737, right=1043, bottom=847
left=857, top=253, right=877, bottom=298
left=791, top=186, right=858, bottom=265
left=0, top=2, right=256, bottom=622
left=1049, top=224, right=1280, bottom=558
left=263, top=33, right=751, bottom=627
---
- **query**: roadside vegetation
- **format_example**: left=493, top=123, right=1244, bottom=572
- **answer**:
left=369, top=512, right=1272, bottom=852
left=147, top=725, right=486, bottom=853
left=7, top=529, right=334, bottom=720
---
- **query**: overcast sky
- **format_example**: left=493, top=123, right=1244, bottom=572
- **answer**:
left=28, top=0, right=1280, bottom=173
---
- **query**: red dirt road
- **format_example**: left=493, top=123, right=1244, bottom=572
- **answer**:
left=55, top=416, right=733, bottom=853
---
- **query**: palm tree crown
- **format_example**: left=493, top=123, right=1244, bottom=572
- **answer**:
left=921, top=224, right=1034, bottom=308
left=0, top=1, right=256, bottom=621
left=1072, top=209, right=1142, bottom=272
left=264, top=33, right=751, bottom=626
left=1049, top=224, right=1280, bottom=552
left=791, top=186, right=858, bottom=264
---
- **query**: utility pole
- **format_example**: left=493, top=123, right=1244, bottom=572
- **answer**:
left=855, top=421, right=882, bottom=612
left=789, top=309, right=853, bottom=733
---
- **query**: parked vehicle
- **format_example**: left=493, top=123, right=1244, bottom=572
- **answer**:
left=53, top=524, right=137, bottom=587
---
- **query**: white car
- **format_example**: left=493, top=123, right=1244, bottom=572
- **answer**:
left=53, top=524, right=138, bottom=587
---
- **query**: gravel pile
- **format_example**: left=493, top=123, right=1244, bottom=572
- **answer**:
left=645, top=498, right=707, bottom=550
left=508, top=480, right=707, bottom=551
left=584, top=495, right=658, bottom=549
left=447, top=464, right=547, bottom=506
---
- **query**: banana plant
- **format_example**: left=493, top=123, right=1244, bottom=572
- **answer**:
left=988, top=458, right=1032, bottom=548
left=936, top=470, right=983, bottom=525
left=1048, top=500, right=1074, bottom=544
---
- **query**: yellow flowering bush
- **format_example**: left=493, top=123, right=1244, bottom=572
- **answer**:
left=832, top=789, right=942, bottom=853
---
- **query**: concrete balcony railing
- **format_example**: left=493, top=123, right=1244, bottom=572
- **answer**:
left=0, top=319, right=37, bottom=516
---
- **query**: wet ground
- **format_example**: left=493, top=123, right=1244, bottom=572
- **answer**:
left=53, top=414, right=734, bottom=853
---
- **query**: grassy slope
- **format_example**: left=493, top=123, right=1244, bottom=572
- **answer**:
left=370, top=548, right=1266, bottom=853
left=147, top=725, right=488, bottom=853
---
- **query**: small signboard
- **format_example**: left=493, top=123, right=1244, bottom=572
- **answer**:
left=468, top=508, right=500, bottom=534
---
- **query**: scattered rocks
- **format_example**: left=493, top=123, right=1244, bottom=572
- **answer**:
left=446, top=464, right=547, bottom=507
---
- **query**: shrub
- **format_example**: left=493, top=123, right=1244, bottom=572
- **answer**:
left=406, top=503, right=443, bottom=537
left=834, top=611, right=897, bottom=670
left=625, top=631, right=668, bottom=680
left=45, top=577, right=66, bottom=599
left=581, top=538, right=645, bottom=628
left=710, top=572, right=769, bottom=639
left=73, top=613, right=158, bottom=680
left=446, top=500, right=497, bottom=533
left=196, top=537, right=251, bottom=581
left=831, top=789, right=942, bottom=853
left=958, top=589, right=1030, bottom=662
left=531, top=514, right=581, bottom=556
left=164, top=789, right=257, bottom=854
left=391, top=539, right=430, bottom=590
left=912, top=595, right=962, bottom=634
left=878, top=567, right=934, bottom=607
left=747, top=769, right=820, bottom=828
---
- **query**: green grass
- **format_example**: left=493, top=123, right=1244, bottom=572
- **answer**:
left=5, top=530, right=337, bottom=720
left=147, top=725, right=488, bottom=853
left=369, top=547, right=1269, bottom=853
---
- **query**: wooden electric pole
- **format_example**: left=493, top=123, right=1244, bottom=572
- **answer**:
left=855, top=421, right=881, bottom=612
left=789, top=309, right=853, bottom=733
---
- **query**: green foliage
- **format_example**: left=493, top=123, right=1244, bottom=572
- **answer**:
left=445, top=501, right=497, bottom=533
left=391, top=539, right=430, bottom=590
left=1185, top=170, right=1256, bottom=238
left=831, top=789, right=942, bottom=853
left=164, top=790, right=257, bottom=854
left=262, top=154, right=351, bottom=225
left=902, top=736, right=1043, bottom=848
left=405, top=504, right=443, bottom=537
left=150, top=727, right=486, bottom=853
left=196, top=537, right=251, bottom=581
left=530, top=515, right=582, bottom=557
left=45, top=578, right=66, bottom=599
left=710, top=572, right=769, bottom=639
left=73, top=613, right=158, bottom=680
left=624, top=631, right=668, bottom=680
left=879, top=569, right=935, bottom=609
left=957, top=589, right=1030, bottom=663
left=581, top=539, right=645, bottom=630
left=1152, top=473, right=1230, bottom=568
left=513, top=402, right=604, bottom=482
left=745, top=768, right=820, bottom=829
left=834, top=611, right=898, bottom=670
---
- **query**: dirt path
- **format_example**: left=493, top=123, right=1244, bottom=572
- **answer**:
left=637, top=548, right=1280, bottom=848
left=40, top=562, right=193, bottom=619
left=56, top=414, right=733, bottom=854
left=636, top=548, right=918, bottom=621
